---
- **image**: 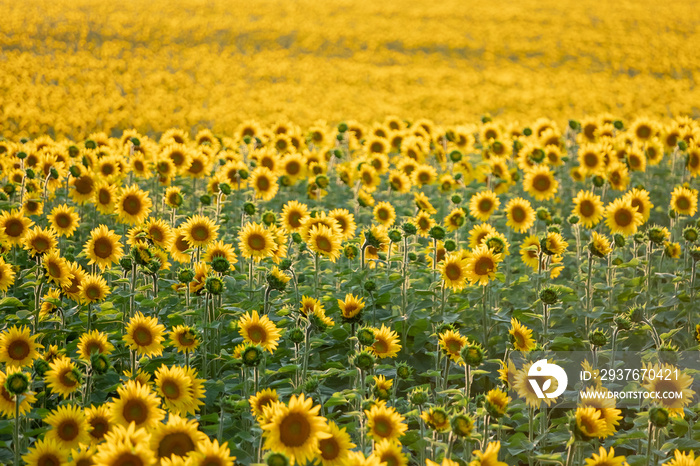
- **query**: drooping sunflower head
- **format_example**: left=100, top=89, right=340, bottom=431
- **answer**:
left=509, top=318, right=536, bottom=351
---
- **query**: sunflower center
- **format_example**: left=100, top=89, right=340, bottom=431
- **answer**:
left=248, top=325, right=267, bottom=343
left=478, top=199, right=493, bottom=212
left=55, top=213, right=71, bottom=228
left=189, top=160, right=204, bottom=174
left=134, top=160, right=145, bottom=171
left=9, top=340, right=30, bottom=360
left=76, top=459, right=92, bottom=466
left=123, top=399, right=148, bottom=424
left=37, top=453, right=62, bottom=466
left=102, top=164, right=114, bottom=175
left=636, top=126, right=651, bottom=139
left=113, top=452, right=144, bottom=466
left=48, top=261, right=61, bottom=278
left=150, top=228, right=163, bottom=241
left=418, top=172, right=430, bottom=184
left=123, top=195, right=142, bottom=215
left=256, top=177, right=270, bottom=191
left=316, top=236, right=332, bottom=252
left=93, top=237, right=114, bottom=259
left=286, top=161, right=300, bottom=175
left=533, top=174, right=551, bottom=192
left=377, top=209, right=389, bottom=221
left=373, top=416, right=393, bottom=438
left=90, top=418, right=108, bottom=439
left=514, top=332, right=526, bottom=348
left=74, top=177, right=94, bottom=194
left=170, top=151, right=184, bottom=166
left=60, top=369, right=79, bottom=388
left=511, top=206, right=526, bottom=223
left=176, top=236, right=189, bottom=252
left=133, top=326, right=153, bottom=347
left=288, top=212, right=302, bottom=228
left=160, top=379, right=181, bottom=399
left=579, top=200, right=595, bottom=217
left=319, top=437, right=340, bottom=460
left=98, top=189, right=111, bottom=205
left=373, top=339, right=388, bottom=354
left=343, top=303, right=358, bottom=317
left=474, top=256, right=494, bottom=276
left=33, top=236, right=50, bottom=252
left=279, top=412, right=311, bottom=447
left=248, top=233, right=266, bottom=251
left=446, top=339, right=461, bottom=353
left=6, top=219, right=24, bottom=237
left=58, top=420, right=79, bottom=441
left=177, top=331, right=196, bottom=347
left=583, top=153, right=598, bottom=167
left=614, top=209, right=632, bottom=227
left=85, top=342, right=101, bottom=356
left=676, top=196, right=690, bottom=210
left=158, top=432, right=196, bottom=458
left=26, top=200, right=40, bottom=212
left=85, top=284, right=101, bottom=300
left=191, top=225, right=209, bottom=242
left=445, top=263, right=462, bottom=281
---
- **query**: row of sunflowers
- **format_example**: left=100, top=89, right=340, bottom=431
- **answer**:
left=0, top=115, right=699, bottom=465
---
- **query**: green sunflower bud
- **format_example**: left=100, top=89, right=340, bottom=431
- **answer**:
left=353, top=350, right=376, bottom=371
left=243, top=202, right=256, bottom=216
left=356, top=327, right=375, bottom=346
left=4, top=371, right=30, bottom=396
left=178, top=267, right=195, bottom=283
left=211, top=256, right=230, bottom=274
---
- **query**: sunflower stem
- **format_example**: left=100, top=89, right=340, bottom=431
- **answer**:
left=440, top=281, right=446, bottom=319
left=314, top=253, right=320, bottom=299
left=302, top=324, right=311, bottom=382
left=465, top=365, right=471, bottom=405
left=645, top=422, right=654, bottom=466
left=13, top=395, right=21, bottom=466
left=33, top=279, right=43, bottom=336
left=481, top=286, right=488, bottom=348
left=442, top=353, right=450, bottom=390
left=263, top=286, right=272, bottom=315
left=688, top=259, right=696, bottom=336
left=86, top=303, right=92, bottom=334
left=585, top=252, right=593, bottom=337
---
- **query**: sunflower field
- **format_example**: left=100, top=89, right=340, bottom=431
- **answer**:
left=1, top=1, right=700, bottom=466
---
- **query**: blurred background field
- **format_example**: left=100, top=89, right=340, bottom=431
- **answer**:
left=1, top=0, right=699, bottom=139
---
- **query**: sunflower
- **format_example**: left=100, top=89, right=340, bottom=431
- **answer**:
left=328, top=209, right=357, bottom=241
left=93, top=180, right=118, bottom=215
left=374, top=439, right=408, bottom=466
left=465, top=245, right=502, bottom=286
left=670, top=185, right=698, bottom=217
left=630, top=117, right=657, bottom=141
left=0, top=326, right=42, bottom=368
left=281, top=200, right=310, bottom=233
left=45, top=404, right=91, bottom=450
left=170, top=227, right=193, bottom=263
left=439, top=252, right=469, bottom=291
left=579, top=387, right=622, bottom=438
left=370, top=324, right=401, bottom=359
left=606, top=161, right=630, bottom=191
left=280, top=152, right=307, bottom=182
left=70, top=173, right=96, bottom=205
left=238, top=222, right=276, bottom=261
left=468, top=223, right=497, bottom=250
left=412, top=164, right=437, bottom=187
left=238, top=310, right=282, bottom=353
left=0, top=368, right=37, bottom=417
left=573, top=190, right=605, bottom=228
left=482, top=231, right=510, bottom=256
left=578, top=143, right=605, bottom=175
left=180, top=214, right=219, bottom=249
left=22, top=226, right=58, bottom=257
left=45, top=357, right=81, bottom=398
left=22, top=438, right=69, bottom=466
left=250, top=166, right=279, bottom=201
left=110, top=379, right=165, bottom=429
left=605, top=197, right=643, bottom=236
left=469, top=441, right=508, bottom=466
left=79, top=273, right=111, bottom=303
left=93, top=428, right=156, bottom=466
left=469, top=190, right=500, bottom=222
left=261, top=393, right=331, bottom=465
left=642, top=363, right=695, bottom=416
left=249, top=388, right=280, bottom=418
left=358, top=164, right=381, bottom=192
left=663, top=450, right=700, bottom=466
left=338, top=293, right=365, bottom=321
left=124, top=312, right=166, bottom=358
left=62, top=261, right=87, bottom=302
left=388, top=169, right=412, bottom=193
left=77, top=329, right=114, bottom=360
left=39, top=288, right=62, bottom=319
left=169, top=325, right=199, bottom=353
left=311, top=420, right=355, bottom=466
left=150, top=413, right=206, bottom=462
left=523, top=165, right=558, bottom=201
left=414, top=211, right=436, bottom=237
left=444, top=208, right=467, bottom=232
left=47, top=203, right=80, bottom=237
left=519, top=235, right=541, bottom=271
left=307, top=224, right=343, bottom=262
left=185, top=152, right=211, bottom=178
left=484, top=388, right=511, bottom=418
left=190, top=437, right=236, bottom=466
left=84, top=225, right=124, bottom=270
left=438, top=329, right=468, bottom=364
left=0, top=257, right=16, bottom=292
left=589, top=232, right=612, bottom=258
left=509, top=318, right=536, bottom=351
left=575, top=407, right=608, bottom=439
left=365, top=402, right=407, bottom=442
left=373, top=201, right=396, bottom=227
left=144, top=217, right=174, bottom=249
left=505, top=198, right=535, bottom=233
left=542, top=231, right=568, bottom=255
left=513, top=361, right=558, bottom=408
left=165, top=186, right=185, bottom=209
left=116, top=184, right=152, bottom=225
left=69, top=445, right=97, bottom=466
